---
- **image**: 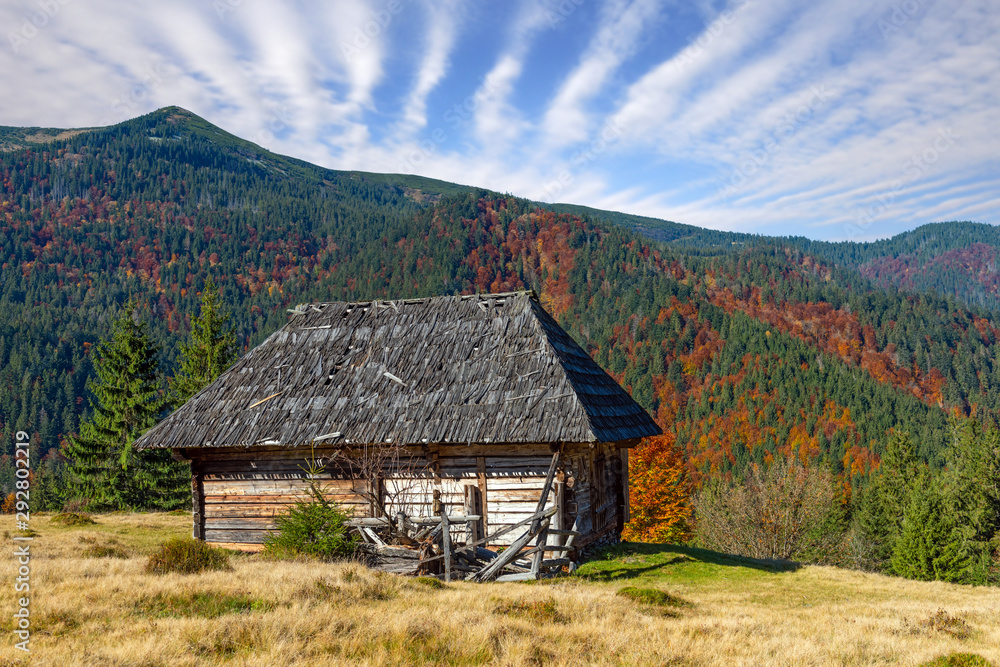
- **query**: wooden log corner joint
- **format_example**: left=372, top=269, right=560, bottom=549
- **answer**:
left=132, top=291, right=661, bottom=581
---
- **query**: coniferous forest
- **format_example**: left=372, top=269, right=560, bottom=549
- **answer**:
left=2, top=107, right=999, bottom=583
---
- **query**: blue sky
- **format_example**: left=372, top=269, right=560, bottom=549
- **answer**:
left=1, top=0, right=997, bottom=240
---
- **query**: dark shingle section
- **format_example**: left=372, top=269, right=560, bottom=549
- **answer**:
left=135, top=291, right=660, bottom=450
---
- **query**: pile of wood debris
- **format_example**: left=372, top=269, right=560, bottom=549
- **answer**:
left=347, top=453, right=579, bottom=582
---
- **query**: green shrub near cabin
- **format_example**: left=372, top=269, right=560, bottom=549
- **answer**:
left=263, top=468, right=358, bottom=561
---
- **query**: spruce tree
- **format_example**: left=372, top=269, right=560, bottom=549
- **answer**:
left=852, top=431, right=919, bottom=570
left=937, top=418, right=1000, bottom=583
left=891, top=474, right=974, bottom=582
left=64, top=300, right=188, bottom=510
left=891, top=420, right=1000, bottom=584
left=170, top=279, right=237, bottom=407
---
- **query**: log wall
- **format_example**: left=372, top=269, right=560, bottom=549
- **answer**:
left=181, top=442, right=628, bottom=549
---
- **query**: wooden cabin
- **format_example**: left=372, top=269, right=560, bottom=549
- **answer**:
left=134, top=291, right=661, bottom=552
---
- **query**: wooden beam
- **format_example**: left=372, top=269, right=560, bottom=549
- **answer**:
left=464, top=484, right=482, bottom=544
left=191, top=460, right=205, bottom=540
left=555, top=475, right=565, bottom=546
left=441, top=511, right=451, bottom=583
left=620, top=448, right=631, bottom=524
left=477, top=456, right=488, bottom=543
left=614, top=448, right=627, bottom=537
left=588, top=452, right=598, bottom=533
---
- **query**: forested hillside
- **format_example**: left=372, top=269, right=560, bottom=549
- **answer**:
left=796, top=222, right=1000, bottom=312
left=0, top=106, right=997, bottom=513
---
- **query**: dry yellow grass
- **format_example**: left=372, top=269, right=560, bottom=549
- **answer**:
left=1, top=513, right=998, bottom=666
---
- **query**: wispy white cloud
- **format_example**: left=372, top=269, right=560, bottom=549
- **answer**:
left=471, top=0, right=557, bottom=146
left=395, top=0, right=465, bottom=137
left=0, top=0, right=995, bottom=239
left=541, top=0, right=664, bottom=147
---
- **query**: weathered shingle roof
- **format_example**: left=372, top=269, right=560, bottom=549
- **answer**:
left=135, top=291, right=660, bottom=450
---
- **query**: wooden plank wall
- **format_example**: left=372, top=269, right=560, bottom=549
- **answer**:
left=188, top=443, right=625, bottom=549
left=197, top=449, right=368, bottom=545
left=483, top=456, right=555, bottom=546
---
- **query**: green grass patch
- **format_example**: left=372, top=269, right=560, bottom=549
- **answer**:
left=49, top=512, right=97, bottom=526
left=145, top=538, right=232, bottom=575
left=413, top=576, right=446, bottom=589
left=616, top=586, right=691, bottom=609
left=574, top=542, right=798, bottom=588
left=136, top=591, right=274, bottom=619
left=82, top=544, right=131, bottom=559
left=921, top=654, right=995, bottom=667
left=493, top=598, right=564, bottom=624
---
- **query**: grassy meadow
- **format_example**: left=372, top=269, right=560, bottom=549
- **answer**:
left=2, top=513, right=999, bottom=666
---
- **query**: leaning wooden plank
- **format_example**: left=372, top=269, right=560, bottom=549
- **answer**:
left=531, top=452, right=560, bottom=534
left=522, top=544, right=576, bottom=555
left=495, top=572, right=539, bottom=582
left=471, top=522, right=540, bottom=582
left=546, top=529, right=581, bottom=537
left=362, top=527, right=386, bottom=546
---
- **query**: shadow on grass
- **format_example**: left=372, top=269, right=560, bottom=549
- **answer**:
left=575, top=541, right=801, bottom=583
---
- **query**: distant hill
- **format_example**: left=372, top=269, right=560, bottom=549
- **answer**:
left=0, top=105, right=995, bottom=492
left=542, top=202, right=756, bottom=249
left=793, top=222, right=1000, bottom=311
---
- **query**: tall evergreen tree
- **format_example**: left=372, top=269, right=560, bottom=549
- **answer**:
left=891, top=473, right=973, bottom=582
left=852, top=431, right=919, bottom=571
left=64, top=300, right=188, bottom=510
left=937, top=418, right=1000, bottom=583
left=891, top=419, right=1000, bottom=584
left=170, top=279, right=238, bottom=407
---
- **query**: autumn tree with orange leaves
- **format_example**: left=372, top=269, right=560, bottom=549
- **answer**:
left=623, top=433, right=692, bottom=543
